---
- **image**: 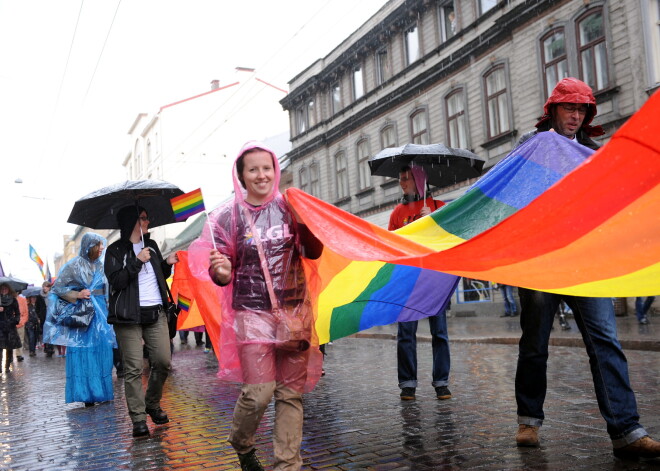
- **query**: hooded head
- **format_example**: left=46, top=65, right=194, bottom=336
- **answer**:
left=116, top=205, right=147, bottom=241
left=535, top=77, right=604, bottom=137
left=79, top=232, right=107, bottom=262
left=233, top=141, right=281, bottom=207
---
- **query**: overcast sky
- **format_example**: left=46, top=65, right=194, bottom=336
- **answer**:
left=0, top=0, right=386, bottom=283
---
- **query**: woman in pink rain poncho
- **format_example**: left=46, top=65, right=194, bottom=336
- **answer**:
left=189, top=141, right=323, bottom=471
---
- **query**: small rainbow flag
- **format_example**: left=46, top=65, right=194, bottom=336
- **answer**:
left=177, top=293, right=192, bottom=312
left=29, top=244, right=45, bottom=276
left=170, top=188, right=205, bottom=222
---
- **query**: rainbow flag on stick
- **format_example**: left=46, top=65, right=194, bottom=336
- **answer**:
left=29, top=244, right=45, bottom=279
left=170, top=188, right=205, bottom=222
left=177, top=293, right=192, bottom=312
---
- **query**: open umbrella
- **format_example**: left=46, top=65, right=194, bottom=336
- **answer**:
left=22, top=286, right=42, bottom=298
left=0, top=276, right=29, bottom=292
left=67, top=180, right=185, bottom=229
left=368, top=143, right=485, bottom=189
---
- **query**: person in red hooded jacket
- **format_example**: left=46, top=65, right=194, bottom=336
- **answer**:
left=512, top=78, right=660, bottom=460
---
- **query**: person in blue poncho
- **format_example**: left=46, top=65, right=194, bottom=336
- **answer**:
left=44, top=232, right=116, bottom=407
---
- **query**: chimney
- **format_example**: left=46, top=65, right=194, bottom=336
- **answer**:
left=210, top=79, right=220, bottom=90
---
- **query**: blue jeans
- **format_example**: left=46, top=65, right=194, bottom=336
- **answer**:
left=397, top=310, right=450, bottom=388
left=26, top=326, right=38, bottom=353
left=502, top=285, right=517, bottom=315
left=635, top=297, right=655, bottom=321
left=515, top=289, right=646, bottom=447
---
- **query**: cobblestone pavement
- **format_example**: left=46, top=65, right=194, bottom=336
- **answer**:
left=1, top=317, right=660, bottom=470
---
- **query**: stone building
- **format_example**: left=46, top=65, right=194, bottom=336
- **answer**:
left=280, top=0, right=660, bottom=311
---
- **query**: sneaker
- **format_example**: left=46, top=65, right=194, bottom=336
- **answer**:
left=400, top=387, right=416, bottom=400
left=639, top=317, right=649, bottom=325
left=516, top=424, right=540, bottom=447
left=17, top=356, right=24, bottom=362
left=561, top=323, right=572, bottom=330
left=238, top=449, right=264, bottom=471
left=613, top=436, right=660, bottom=460
left=435, top=386, right=452, bottom=400
left=145, top=407, right=169, bottom=425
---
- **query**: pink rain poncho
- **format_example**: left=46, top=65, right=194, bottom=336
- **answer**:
left=189, top=142, right=323, bottom=393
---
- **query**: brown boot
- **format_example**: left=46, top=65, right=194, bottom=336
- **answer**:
left=613, top=436, right=660, bottom=460
left=516, top=424, right=540, bottom=447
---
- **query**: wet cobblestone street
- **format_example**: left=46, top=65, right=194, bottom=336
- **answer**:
left=2, top=315, right=660, bottom=470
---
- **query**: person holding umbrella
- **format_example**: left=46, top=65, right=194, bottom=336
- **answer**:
left=104, top=205, right=179, bottom=438
left=0, top=283, right=21, bottom=371
left=388, top=165, right=452, bottom=402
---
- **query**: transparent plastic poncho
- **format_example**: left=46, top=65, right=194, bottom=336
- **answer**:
left=189, top=142, right=322, bottom=393
left=43, top=232, right=116, bottom=348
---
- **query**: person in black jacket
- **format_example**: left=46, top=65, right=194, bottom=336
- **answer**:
left=36, top=281, right=53, bottom=356
left=104, top=205, right=179, bottom=438
left=0, top=283, right=21, bottom=371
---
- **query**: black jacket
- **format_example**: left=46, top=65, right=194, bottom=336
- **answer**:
left=104, top=234, right=172, bottom=324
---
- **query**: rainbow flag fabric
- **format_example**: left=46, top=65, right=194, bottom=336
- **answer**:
left=29, top=244, right=45, bottom=277
left=170, top=188, right=205, bottom=222
left=286, top=90, right=660, bottom=343
left=177, top=293, right=192, bottom=312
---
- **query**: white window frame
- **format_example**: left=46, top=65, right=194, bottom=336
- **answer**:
left=438, top=1, right=457, bottom=42
left=445, top=88, right=468, bottom=149
left=375, top=47, right=390, bottom=85
left=335, top=151, right=349, bottom=199
left=356, top=138, right=371, bottom=190
left=353, top=65, right=364, bottom=101
left=404, top=23, right=420, bottom=66
left=483, top=64, right=512, bottom=139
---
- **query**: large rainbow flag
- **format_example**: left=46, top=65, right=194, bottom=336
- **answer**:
left=287, top=90, right=660, bottom=343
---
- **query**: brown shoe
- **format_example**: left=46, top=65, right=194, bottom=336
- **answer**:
left=613, top=436, right=660, bottom=460
left=516, top=424, right=540, bottom=447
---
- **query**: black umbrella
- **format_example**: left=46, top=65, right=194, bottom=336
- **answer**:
left=368, top=143, right=485, bottom=189
left=0, top=276, right=29, bottom=292
left=22, top=286, right=42, bottom=298
left=67, top=180, right=186, bottom=229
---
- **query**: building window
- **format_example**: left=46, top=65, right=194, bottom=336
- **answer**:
left=376, top=47, right=390, bottom=85
left=299, top=167, right=308, bottom=193
left=438, top=1, right=457, bottom=42
left=353, top=65, right=364, bottom=101
left=405, top=24, right=420, bottom=65
left=331, top=82, right=341, bottom=115
left=309, top=162, right=320, bottom=197
left=647, top=0, right=660, bottom=86
left=135, top=153, right=142, bottom=177
left=335, top=152, right=349, bottom=199
left=445, top=88, right=467, bottom=148
left=356, top=139, right=371, bottom=190
left=577, top=8, right=609, bottom=92
left=410, top=109, right=430, bottom=144
left=479, top=0, right=497, bottom=15
left=295, top=105, right=307, bottom=134
left=541, top=28, right=569, bottom=99
left=484, top=65, right=511, bottom=139
left=380, top=124, right=397, bottom=149
left=146, top=139, right=152, bottom=166
left=307, top=99, right=316, bottom=128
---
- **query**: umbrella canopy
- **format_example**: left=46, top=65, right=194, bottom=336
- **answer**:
left=0, top=276, right=29, bottom=292
left=368, top=143, right=485, bottom=189
left=22, top=286, right=42, bottom=298
left=67, top=180, right=185, bottom=229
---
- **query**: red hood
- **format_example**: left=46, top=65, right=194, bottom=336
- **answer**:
left=535, top=77, right=604, bottom=137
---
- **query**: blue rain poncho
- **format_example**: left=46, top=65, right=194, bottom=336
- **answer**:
left=43, top=232, right=116, bottom=348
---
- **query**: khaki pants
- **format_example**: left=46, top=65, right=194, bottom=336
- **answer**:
left=113, top=312, right=171, bottom=423
left=229, top=382, right=303, bottom=471
left=229, top=310, right=309, bottom=470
